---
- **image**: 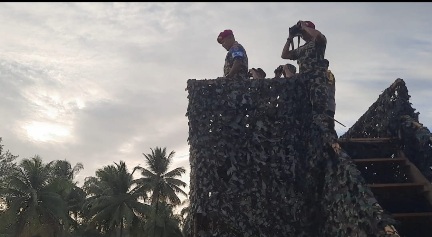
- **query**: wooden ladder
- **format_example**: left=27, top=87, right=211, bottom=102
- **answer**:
left=338, top=137, right=432, bottom=237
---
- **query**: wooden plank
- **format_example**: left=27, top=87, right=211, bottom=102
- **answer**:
left=392, top=212, right=432, bottom=218
left=368, top=183, right=424, bottom=189
left=338, top=137, right=399, bottom=143
left=352, top=158, right=406, bottom=163
left=400, top=151, right=432, bottom=206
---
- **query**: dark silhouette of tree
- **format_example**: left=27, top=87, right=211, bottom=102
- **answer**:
left=82, top=161, right=151, bottom=237
left=135, top=147, right=187, bottom=207
left=0, top=156, right=70, bottom=237
left=134, top=147, right=187, bottom=237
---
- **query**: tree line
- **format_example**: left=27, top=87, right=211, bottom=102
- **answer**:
left=0, top=138, right=190, bottom=237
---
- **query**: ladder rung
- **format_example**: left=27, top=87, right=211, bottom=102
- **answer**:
left=352, top=158, right=406, bottom=163
left=392, top=212, right=432, bottom=219
left=338, top=137, right=399, bottom=143
left=368, top=183, right=424, bottom=189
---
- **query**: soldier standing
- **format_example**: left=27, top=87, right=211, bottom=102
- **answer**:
left=217, top=29, right=249, bottom=80
left=280, top=20, right=339, bottom=152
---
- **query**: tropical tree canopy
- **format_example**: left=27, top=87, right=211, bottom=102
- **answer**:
left=0, top=141, right=188, bottom=237
left=0, top=138, right=18, bottom=188
left=0, top=156, right=70, bottom=237
left=82, top=161, right=152, bottom=237
left=135, top=147, right=187, bottom=206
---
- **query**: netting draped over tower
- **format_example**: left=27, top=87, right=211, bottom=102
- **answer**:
left=342, top=78, right=432, bottom=182
left=341, top=78, right=417, bottom=139
left=186, top=77, right=395, bottom=237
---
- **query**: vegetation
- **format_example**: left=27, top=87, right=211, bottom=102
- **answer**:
left=134, top=147, right=187, bottom=237
left=0, top=140, right=189, bottom=237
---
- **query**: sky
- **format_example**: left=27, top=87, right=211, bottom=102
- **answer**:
left=1, top=2, right=431, bottom=202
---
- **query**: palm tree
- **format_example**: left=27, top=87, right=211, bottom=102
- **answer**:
left=134, top=147, right=187, bottom=237
left=179, top=199, right=191, bottom=236
left=47, top=160, right=85, bottom=232
left=0, top=156, right=69, bottom=237
left=48, top=159, right=83, bottom=181
left=135, top=147, right=188, bottom=208
left=142, top=201, right=184, bottom=237
left=82, top=161, right=151, bottom=237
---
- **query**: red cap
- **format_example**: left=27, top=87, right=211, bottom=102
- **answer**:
left=217, top=29, right=233, bottom=43
left=304, top=21, right=315, bottom=29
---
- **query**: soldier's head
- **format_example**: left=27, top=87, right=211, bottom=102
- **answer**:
left=248, top=68, right=266, bottom=79
left=217, top=29, right=235, bottom=51
left=304, top=21, right=315, bottom=29
left=283, top=63, right=297, bottom=79
left=323, top=59, right=329, bottom=68
left=299, top=20, right=315, bottom=42
left=285, top=63, right=296, bottom=74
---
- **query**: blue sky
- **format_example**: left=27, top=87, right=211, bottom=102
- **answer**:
left=0, top=2, right=431, bottom=198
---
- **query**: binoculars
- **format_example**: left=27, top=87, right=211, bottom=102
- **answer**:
left=289, top=21, right=302, bottom=36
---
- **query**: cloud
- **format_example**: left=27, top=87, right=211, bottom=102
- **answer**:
left=0, top=2, right=431, bottom=198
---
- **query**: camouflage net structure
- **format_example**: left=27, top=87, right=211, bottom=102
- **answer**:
left=185, top=77, right=397, bottom=237
left=341, top=78, right=432, bottom=182
left=399, top=115, right=432, bottom=181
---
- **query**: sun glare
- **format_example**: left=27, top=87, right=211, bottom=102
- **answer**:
left=24, top=121, right=71, bottom=142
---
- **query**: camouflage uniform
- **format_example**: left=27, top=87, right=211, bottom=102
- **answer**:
left=291, top=38, right=337, bottom=142
left=326, top=69, right=336, bottom=118
left=223, top=41, right=248, bottom=80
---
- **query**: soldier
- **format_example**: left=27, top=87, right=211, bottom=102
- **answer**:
left=274, top=63, right=297, bottom=79
left=217, top=29, right=249, bottom=80
left=248, top=67, right=266, bottom=79
left=324, top=59, right=336, bottom=123
left=280, top=20, right=338, bottom=151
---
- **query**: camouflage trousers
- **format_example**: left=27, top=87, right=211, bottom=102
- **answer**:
left=303, top=74, right=338, bottom=144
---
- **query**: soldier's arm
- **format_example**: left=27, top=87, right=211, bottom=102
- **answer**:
left=281, top=37, right=295, bottom=60
left=226, top=59, right=243, bottom=78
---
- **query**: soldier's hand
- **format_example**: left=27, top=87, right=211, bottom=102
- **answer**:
left=274, top=65, right=283, bottom=78
left=297, top=20, right=304, bottom=28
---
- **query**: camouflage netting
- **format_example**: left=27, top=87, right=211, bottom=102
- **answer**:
left=185, top=77, right=396, bottom=237
left=341, top=78, right=432, bottom=181
left=340, top=78, right=418, bottom=139
left=399, top=115, right=432, bottom=181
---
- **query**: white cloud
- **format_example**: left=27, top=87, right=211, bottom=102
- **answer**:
left=0, top=2, right=431, bottom=201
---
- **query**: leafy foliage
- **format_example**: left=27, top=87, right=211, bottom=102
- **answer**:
left=0, top=156, right=70, bottom=237
left=135, top=147, right=187, bottom=206
left=82, top=161, right=152, bottom=237
left=0, top=138, right=18, bottom=189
